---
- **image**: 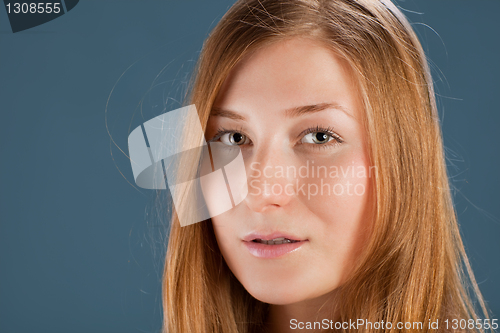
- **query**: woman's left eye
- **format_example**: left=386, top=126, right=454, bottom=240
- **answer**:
left=301, top=131, right=335, bottom=144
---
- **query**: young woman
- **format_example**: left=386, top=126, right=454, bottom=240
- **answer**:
left=162, top=0, right=492, bottom=332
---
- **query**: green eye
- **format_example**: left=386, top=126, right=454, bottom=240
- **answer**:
left=301, top=131, right=334, bottom=144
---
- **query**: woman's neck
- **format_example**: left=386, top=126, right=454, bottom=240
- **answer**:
left=265, top=291, right=339, bottom=333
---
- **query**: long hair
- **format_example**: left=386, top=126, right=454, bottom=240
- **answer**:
left=162, top=1, right=490, bottom=332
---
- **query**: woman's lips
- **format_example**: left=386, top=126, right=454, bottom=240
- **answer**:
left=242, top=232, right=308, bottom=258
left=242, top=232, right=305, bottom=242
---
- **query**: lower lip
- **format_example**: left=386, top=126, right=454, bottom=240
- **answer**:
left=243, top=240, right=306, bottom=258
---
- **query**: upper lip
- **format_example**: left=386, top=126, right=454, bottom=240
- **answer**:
left=243, top=232, right=307, bottom=242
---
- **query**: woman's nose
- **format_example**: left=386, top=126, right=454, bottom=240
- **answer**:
left=244, top=149, right=297, bottom=213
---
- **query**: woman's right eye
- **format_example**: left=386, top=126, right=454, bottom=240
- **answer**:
left=218, top=132, right=251, bottom=146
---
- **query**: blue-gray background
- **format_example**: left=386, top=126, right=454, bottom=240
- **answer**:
left=0, top=1, right=498, bottom=332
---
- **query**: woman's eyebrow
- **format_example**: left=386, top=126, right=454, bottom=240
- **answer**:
left=210, top=103, right=353, bottom=120
left=211, top=107, right=246, bottom=120
left=285, top=102, right=354, bottom=119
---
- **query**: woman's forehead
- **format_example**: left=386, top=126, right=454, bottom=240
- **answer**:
left=214, top=37, right=362, bottom=122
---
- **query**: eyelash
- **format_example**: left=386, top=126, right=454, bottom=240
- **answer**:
left=299, top=125, right=344, bottom=149
left=209, top=126, right=249, bottom=143
left=208, top=125, right=344, bottom=150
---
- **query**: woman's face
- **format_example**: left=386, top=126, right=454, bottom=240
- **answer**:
left=205, top=37, right=374, bottom=305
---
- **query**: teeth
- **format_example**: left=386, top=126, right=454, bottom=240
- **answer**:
left=253, top=238, right=299, bottom=245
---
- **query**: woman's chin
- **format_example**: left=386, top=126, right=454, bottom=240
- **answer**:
left=247, top=289, right=306, bottom=305
left=241, top=280, right=331, bottom=306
